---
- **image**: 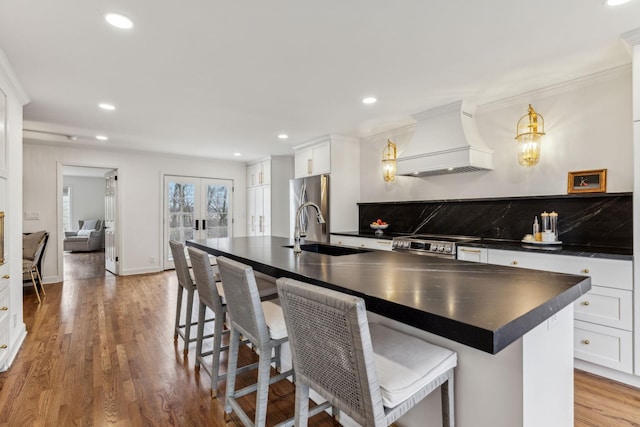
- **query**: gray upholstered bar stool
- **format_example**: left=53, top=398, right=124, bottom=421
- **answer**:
left=217, top=256, right=332, bottom=427
left=188, top=247, right=279, bottom=398
left=277, top=277, right=458, bottom=427
left=169, top=240, right=199, bottom=355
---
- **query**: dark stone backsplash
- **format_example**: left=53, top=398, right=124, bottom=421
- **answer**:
left=359, top=193, right=632, bottom=250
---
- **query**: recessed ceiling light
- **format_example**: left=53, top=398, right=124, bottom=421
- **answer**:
left=105, top=13, right=134, bottom=29
left=278, top=134, right=288, bottom=140
left=362, top=97, right=377, bottom=104
left=605, top=0, right=632, bottom=5
left=233, top=152, right=242, bottom=157
left=99, top=103, right=115, bottom=111
left=96, top=135, right=108, bottom=141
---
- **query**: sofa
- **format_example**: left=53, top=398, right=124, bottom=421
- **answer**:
left=64, top=219, right=104, bottom=252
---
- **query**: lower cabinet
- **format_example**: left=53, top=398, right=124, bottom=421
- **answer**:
left=477, top=248, right=634, bottom=376
left=0, top=285, right=9, bottom=368
left=330, top=235, right=393, bottom=251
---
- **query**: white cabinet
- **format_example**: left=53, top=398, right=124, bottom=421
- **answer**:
left=247, top=160, right=271, bottom=187
left=487, top=248, right=634, bottom=375
left=457, top=246, right=488, bottom=263
left=330, top=235, right=393, bottom=251
left=247, top=186, right=271, bottom=236
left=294, top=140, right=330, bottom=178
left=246, top=156, right=292, bottom=237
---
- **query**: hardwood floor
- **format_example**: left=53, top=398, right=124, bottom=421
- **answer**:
left=3, top=260, right=640, bottom=426
left=63, top=250, right=111, bottom=280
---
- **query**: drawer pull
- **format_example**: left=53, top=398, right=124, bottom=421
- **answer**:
left=581, top=268, right=590, bottom=274
left=460, top=248, right=481, bottom=253
left=511, top=260, right=518, bottom=265
left=0, top=306, right=7, bottom=311
left=582, top=339, right=590, bottom=345
left=0, top=344, right=7, bottom=349
left=2, top=275, right=9, bottom=279
left=582, top=301, right=590, bottom=306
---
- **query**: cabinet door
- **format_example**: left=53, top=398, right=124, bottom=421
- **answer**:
left=311, top=142, right=330, bottom=175
left=247, top=187, right=257, bottom=235
left=262, top=186, right=271, bottom=235
left=294, top=147, right=312, bottom=178
left=260, top=160, right=271, bottom=186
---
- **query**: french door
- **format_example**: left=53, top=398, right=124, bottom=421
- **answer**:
left=104, top=170, right=118, bottom=274
left=163, top=175, right=233, bottom=269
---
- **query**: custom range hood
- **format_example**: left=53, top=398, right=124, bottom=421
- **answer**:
left=396, top=101, right=493, bottom=177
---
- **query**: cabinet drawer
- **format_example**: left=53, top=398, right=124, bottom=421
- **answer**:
left=574, top=286, right=632, bottom=330
left=487, top=249, right=632, bottom=290
left=457, top=247, right=488, bottom=263
left=0, top=286, right=7, bottom=324
left=574, top=320, right=633, bottom=373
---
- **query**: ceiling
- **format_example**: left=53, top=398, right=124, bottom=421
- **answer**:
left=1, top=1, right=639, bottom=163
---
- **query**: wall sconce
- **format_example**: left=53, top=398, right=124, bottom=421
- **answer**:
left=382, top=139, right=397, bottom=182
left=515, top=104, right=545, bottom=166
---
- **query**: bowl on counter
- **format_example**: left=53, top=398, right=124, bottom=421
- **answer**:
left=370, top=223, right=389, bottom=235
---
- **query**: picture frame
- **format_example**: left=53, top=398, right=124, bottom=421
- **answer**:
left=567, top=169, right=607, bottom=194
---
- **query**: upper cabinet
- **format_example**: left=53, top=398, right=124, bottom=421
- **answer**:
left=294, top=139, right=330, bottom=178
left=247, top=159, right=272, bottom=187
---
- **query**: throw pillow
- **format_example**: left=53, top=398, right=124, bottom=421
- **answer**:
left=23, top=230, right=46, bottom=260
left=81, top=219, right=98, bottom=230
left=77, top=229, right=92, bottom=237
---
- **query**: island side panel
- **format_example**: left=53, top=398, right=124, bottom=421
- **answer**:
left=368, top=305, right=574, bottom=427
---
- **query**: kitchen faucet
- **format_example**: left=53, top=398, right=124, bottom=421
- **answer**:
left=293, top=201, right=326, bottom=253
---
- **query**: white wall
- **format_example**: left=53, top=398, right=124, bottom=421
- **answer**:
left=63, top=175, right=106, bottom=229
left=360, top=66, right=633, bottom=202
left=23, top=143, right=247, bottom=281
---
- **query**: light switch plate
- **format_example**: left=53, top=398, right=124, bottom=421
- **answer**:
left=24, top=211, right=40, bottom=220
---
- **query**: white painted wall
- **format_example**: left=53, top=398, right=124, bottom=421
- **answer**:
left=23, top=142, right=247, bottom=281
left=63, top=175, right=106, bottom=229
left=359, top=66, right=633, bottom=202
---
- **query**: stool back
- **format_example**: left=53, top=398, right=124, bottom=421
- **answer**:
left=169, top=240, right=194, bottom=290
left=187, top=247, right=224, bottom=313
left=276, top=277, right=386, bottom=426
left=217, top=256, right=270, bottom=347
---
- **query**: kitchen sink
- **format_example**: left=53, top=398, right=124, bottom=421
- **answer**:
left=283, top=243, right=372, bottom=256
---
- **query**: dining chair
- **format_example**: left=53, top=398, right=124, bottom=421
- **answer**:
left=276, top=277, right=457, bottom=427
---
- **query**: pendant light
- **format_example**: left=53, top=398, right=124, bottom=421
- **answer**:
left=515, top=104, right=545, bottom=166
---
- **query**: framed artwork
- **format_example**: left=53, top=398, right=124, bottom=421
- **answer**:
left=567, top=169, right=607, bottom=194
left=0, top=212, right=4, bottom=265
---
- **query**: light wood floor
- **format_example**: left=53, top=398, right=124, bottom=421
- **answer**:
left=3, top=256, right=640, bottom=426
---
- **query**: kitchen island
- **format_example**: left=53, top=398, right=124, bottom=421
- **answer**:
left=188, top=236, right=591, bottom=427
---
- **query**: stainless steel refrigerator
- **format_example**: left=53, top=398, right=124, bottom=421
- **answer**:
left=289, top=174, right=330, bottom=242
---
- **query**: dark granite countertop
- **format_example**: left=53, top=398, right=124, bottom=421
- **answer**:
left=331, top=231, right=633, bottom=261
left=188, top=236, right=591, bottom=355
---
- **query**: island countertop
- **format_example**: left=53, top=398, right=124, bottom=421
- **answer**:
left=188, top=236, right=591, bottom=354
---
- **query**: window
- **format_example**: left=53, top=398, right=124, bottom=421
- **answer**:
left=62, top=186, right=72, bottom=231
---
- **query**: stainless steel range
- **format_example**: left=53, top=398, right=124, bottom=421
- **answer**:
left=391, top=234, right=480, bottom=258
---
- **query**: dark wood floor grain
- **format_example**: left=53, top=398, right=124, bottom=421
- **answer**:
left=2, top=254, right=639, bottom=426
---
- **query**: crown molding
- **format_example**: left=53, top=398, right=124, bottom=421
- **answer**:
left=0, top=48, right=30, bottom=105
left=622, top=27, right=640, bottom=46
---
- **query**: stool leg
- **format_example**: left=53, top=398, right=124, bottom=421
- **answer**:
left=225, top=328, right=240, bottom=414
left=294, top=382, right=310, bottom=427
left=174, top=284, right=184, bottom=341
left=35, top=266, right=46, bottom=296
left=210, top=307, right=224, bottom=397
left=441, top=371, right=455, bottom=427
left=194, top=302, right=206, bottom=371
left=254, top=346, right=273, bottom=427
left=183, top=286, right=195, bottom=355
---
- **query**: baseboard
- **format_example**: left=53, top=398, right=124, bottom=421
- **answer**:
left=120, top=266, right=162, bottom=276
left=575, top=359, right=640, bottom=388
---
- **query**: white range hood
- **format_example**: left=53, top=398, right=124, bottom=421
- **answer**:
left=396, top=101, right=493, bottom=177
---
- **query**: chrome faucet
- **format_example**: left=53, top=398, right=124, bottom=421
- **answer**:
left=293, top=201, right=326, bottom=253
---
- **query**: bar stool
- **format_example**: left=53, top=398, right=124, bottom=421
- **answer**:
left=189, top=248, right=281, bottom=398
left=169, top=240, right=198, bottom=355
left=217, top=257, right=331, bottom=427
left=276, top=277, right=457, bottom=427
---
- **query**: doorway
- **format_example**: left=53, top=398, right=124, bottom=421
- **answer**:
left=60, top=165, right=117, bottom=280
left=163, top=175, right=233, bottom=270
